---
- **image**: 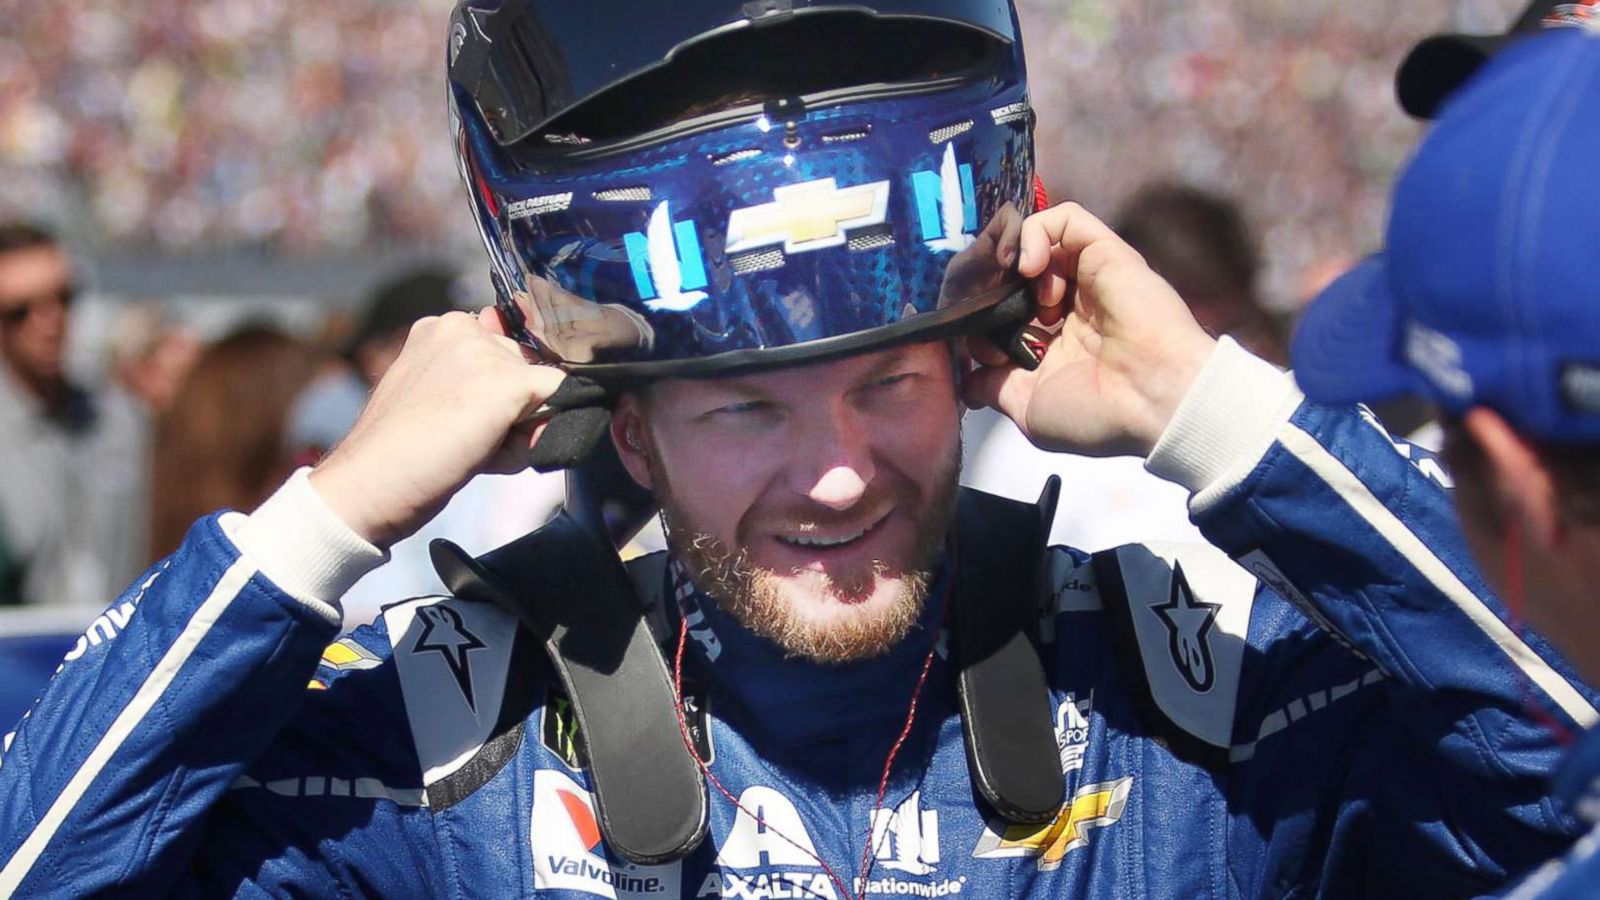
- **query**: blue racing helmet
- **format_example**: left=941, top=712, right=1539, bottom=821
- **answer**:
left=448, top=0, right=1036, bottom=383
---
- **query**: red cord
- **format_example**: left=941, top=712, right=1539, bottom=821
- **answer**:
left=1504, top=519, right=1577, bottom=745
left=1032, top=175, right=1049, bottom=213
left=671, top=600, right=942, bottom=900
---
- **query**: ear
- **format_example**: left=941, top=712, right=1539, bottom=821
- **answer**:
left=1463, top=407, right=1562, bottom=549
left=610, top=393, right=654, bottom=491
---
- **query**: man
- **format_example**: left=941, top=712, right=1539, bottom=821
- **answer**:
left=0, top=222, right=146, bottom=607
left=1294, top=29, right=1600, bottom=898
left=0, top=3, right=1594, bottom=898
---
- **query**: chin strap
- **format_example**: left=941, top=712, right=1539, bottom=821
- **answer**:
left=952, top=476, right=1066, bottom=823
left=429, top=515, right=708, bottom=865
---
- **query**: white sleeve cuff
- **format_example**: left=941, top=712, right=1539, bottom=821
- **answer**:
left=1144, top=337, right=1305, bottom=511
left=221, top=467, right=388, bottom=623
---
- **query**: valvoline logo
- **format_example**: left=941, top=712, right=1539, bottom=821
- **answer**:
left=531, top=769, right=681, bottom=898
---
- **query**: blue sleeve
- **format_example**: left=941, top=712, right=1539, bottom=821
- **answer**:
left=1201, top=402, right=1599, bottom=895
left=0, top=515, right=340, bottom=897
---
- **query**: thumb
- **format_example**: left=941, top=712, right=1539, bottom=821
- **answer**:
left=962, top=362, right=1030, bottom=418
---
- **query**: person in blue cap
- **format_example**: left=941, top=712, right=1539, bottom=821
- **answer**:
left=1294, top=28, right=1600, bottom=899
left=1, top=3, right=1596, bottom=898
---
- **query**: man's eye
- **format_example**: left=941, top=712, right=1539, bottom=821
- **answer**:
left=874, top=373, right=916, bottom=390
left=709, top=400, right=769, bottom=417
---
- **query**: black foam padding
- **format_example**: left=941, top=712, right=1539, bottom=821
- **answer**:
left=952, top=479, right=1065, bottom=824
left=430, top=519, right=708, bottom=864
left=529, top=407, right=613, bottom=472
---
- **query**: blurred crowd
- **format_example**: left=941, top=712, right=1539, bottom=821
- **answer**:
left=2, top=0, right=1522, bottom=305
left=0, top=230, right=562, bottom=623
left=1018, top=0, right=1523, bottom=307
left=0, top=0, right=460, bottom=253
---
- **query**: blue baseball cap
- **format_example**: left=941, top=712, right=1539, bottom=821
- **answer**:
left=1293, top=30, right=1600, bottom=443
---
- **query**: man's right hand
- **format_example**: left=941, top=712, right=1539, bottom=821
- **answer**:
left=309, top=307, right=566, bottom=549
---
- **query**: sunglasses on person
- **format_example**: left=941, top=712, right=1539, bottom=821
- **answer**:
left=0, top=284, right=76, bottom=326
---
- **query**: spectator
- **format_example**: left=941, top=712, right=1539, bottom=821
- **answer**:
left=106, top=302, right=202, bottom=417
left=345, top=267, right=459, bottom=388
left=1117, top=182, right=1286, bottom=364
left=0, top=221, right=146, bottom=606
left=147, top=325, right=321, bottom=562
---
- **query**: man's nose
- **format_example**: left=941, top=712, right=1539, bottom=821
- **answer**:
left=793, top=407, right=876, bottom=511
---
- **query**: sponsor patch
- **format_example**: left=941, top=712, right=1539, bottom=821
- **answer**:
left=624, top=201, right=708, bottom=312
left=988, top=101, right=1032, bottom=126
left=533, top=769, right=682, bottom=898
left=725, top=177, right=892, bottom=256
left=319, top=637, right=382, bottom=672
left=911, top=144, right=977, bottom=253
left=507, top=192, right=575, bottom=219
left=972, top=777, right=1133, bottom=870
left=870, top=791, right=941, bottom=875
left=1055, top=692, right=1093, bottom=775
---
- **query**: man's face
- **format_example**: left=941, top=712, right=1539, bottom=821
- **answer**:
left=0, top=245, right=73, bottom=391
left=615, top=342, right=963, bottom=664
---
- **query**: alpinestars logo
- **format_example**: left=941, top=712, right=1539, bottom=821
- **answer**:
left=532, top=769, right=681, bottom=899
left=1152, top=563, right=1220, bottom=693
left=411, top=605, right=486, bottom=713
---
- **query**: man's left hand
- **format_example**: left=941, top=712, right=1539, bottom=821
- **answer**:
left=964, top=202, right=1217, bottom=458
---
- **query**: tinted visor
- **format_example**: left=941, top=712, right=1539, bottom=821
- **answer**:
left=449, top=0, right=1020, bottom=146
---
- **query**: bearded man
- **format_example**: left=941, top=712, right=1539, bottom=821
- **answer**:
left=1, top=3, right=1594, bottom=898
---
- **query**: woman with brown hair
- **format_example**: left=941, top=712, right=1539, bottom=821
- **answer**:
left=147, top=325, right=324, bottom=562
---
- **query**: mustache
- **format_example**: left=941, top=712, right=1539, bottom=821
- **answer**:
left=739, top=484, right=907, bottom=539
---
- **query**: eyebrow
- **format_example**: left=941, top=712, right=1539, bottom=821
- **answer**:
left=857, top=346, right=921, bottom=383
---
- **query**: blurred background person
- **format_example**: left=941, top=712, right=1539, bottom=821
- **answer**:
left=0, top=221, right=146, bottom=606
left=1116, top=182, right=1287, bottom=364
left=147, top=324, right=321, bottom=562
left=105, top=301, right=202, bottom=417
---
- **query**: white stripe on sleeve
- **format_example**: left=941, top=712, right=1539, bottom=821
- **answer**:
left=0, top=556, right=259, bottom=898
left=1280, top=424, right=1598, bottom=729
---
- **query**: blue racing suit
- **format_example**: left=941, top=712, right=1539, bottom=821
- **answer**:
left=0, top=340, right=1595, bottom=899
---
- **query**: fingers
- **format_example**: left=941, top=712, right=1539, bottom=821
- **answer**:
left=477, top=304, right=509, bottom=337
left=1018, top=202, right=1128, bottom=275
left=961, top=359, right=1035, bottom=421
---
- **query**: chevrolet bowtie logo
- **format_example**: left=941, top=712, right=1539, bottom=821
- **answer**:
left=972, top=776, right=1133, bottom=870
left=725, top=177, right=891, bottom=255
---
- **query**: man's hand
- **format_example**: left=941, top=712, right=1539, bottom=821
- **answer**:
left=964, top=202, right=1217, bottom=458
left=310, top=308, right=565, bottom=548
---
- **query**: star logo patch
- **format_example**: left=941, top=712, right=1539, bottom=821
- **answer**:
left=411, top=605, right=487, bottom=713
left=1152, top=562, right=1221, bottom=693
